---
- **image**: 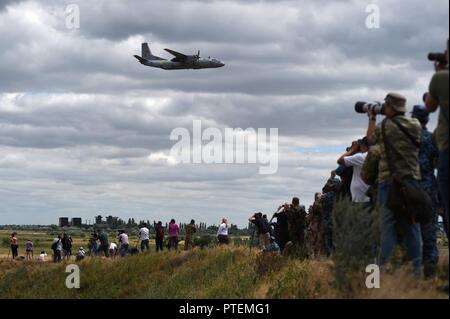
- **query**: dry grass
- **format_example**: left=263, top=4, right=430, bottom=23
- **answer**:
left=0, top=246, right=447, bottom=299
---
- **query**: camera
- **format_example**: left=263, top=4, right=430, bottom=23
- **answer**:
left=354, top=101, right=385, bottom=115
left=428, top=52, right=447, bottom=65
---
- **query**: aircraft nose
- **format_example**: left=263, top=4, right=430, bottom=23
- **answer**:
left=219, top=61, right=225, bottom=67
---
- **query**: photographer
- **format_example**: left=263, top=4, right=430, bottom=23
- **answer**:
left=272, top=204, right=290, bottom=251
left=337, top=137, right=371, bottom=204
left=411, top=105, right=440, bottom=278
left=249, top=213, right=271, bottom=251
left=321, top=177, right=341, bottom=257
left=425, top=39, right=449, bottom=240
left=366, top=93, right=423, bottom=276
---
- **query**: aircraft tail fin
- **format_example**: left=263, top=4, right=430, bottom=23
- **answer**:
left=142, top=43, right=154, bottom=59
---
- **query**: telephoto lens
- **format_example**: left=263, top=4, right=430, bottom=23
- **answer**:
left=354, top=101, right=385, bottom=115
left=355, top=102, right=369, bottom=114
left=428, top=52, right=447, bottom=65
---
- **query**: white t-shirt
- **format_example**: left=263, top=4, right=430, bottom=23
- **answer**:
left=217, top=223, right=229, bottom=236
left=344, top=152, right=370, bottom=203
left=118, top=233, right=129, bottom=245
left=139, top=227, right=150, bottom=241
left=109, top=243, right=117, bottom=250
left=39, top=253, right=47, bottom=261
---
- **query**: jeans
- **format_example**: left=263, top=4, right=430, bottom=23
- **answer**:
left=99, top=244, right=109, bottom=257
left=119, top=244, right=129, bottom=257
left=92, top=241, right=98, bottom=256
left=438, top=148, right=449, bottom=239
left=63, top=249, right=71, bottom=260
left=168, top=237, right=178, bottom=250
left=53, top=250, right=62, bottom=262
left=377, top=179, right=422, bottom=277
left=155, top=238, right=163, bottom=252
left=420, top=187, right=440, bottom=276
left=11, top=245, right=18, bottom=259
left=140, top=239, right=149, bottom=252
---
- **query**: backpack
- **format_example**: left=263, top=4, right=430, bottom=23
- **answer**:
left=382, top=119, right=433, bottom=224
left=157, top=227, right=165, bottom=238
left=51, top=240, right=59, bottom=251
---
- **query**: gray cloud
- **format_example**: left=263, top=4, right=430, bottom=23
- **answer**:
left=0, top=0, right=448, bottom=226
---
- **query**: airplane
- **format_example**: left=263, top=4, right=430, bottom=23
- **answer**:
left=133, top=43, right=225, bottom=70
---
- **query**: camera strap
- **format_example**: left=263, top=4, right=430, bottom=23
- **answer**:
left=381, top=119, right=397, bottom=179
left=391, top=118, right=420, bottom=148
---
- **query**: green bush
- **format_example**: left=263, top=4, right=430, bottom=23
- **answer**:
left=332, top=198, right=375, bottom=297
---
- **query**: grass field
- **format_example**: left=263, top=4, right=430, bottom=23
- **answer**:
left=0, top=243, right=448, bottom=299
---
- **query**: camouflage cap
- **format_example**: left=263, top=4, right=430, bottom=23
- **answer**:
left=385, top=92, right=407, bottom=113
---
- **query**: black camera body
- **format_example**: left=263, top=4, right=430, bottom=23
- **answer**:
left=355, top=101, right=386, bottom=115
left=428, top=52, right=447, bottom=65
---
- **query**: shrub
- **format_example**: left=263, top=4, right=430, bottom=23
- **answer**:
left=332, top=198, right=375, bottom=297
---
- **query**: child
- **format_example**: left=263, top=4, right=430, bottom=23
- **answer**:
left=76, top=247, right=86, bottom=261
left=39, top=251, right=47, bottom=262
left=25, top=239, right=34, bottom=260
left=109, top=242, right=118, bottom=258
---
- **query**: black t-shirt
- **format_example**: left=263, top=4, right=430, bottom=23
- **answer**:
left=274, top=211, right=289, bottom=235
left=252, top=218, right=270, bottom=234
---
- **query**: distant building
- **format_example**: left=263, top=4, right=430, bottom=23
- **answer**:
left=59, top=217, right=69, bottom=227
left=95, top=215, right=103, bottom=225
left=71, top=218, right=82, bottom=227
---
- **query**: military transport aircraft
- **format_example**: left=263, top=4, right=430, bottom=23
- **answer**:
left=134, top=43, right=225, bottom=70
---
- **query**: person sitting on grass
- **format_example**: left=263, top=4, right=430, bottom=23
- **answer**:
left=109, top=242, right=118, bottom=258
left=39, top=251, right=47, bottom=262
left=76, top=247, right=86, bottom=261
left=265, top=236, right=281, bottom=254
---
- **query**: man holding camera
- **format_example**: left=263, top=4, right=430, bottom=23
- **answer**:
left=366, top=93, right=423, bottom=276
left=425, top=39, right=449, bottom=240
left=337, top=138, right=371, bottom=204
left=249, top=212, right=271, bottom=251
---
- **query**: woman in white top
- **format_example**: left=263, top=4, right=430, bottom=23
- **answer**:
left=217, top=218, right=230, bottom=245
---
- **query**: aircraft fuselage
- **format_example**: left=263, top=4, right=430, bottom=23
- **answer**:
left=138, top=58, right=225, bottom=70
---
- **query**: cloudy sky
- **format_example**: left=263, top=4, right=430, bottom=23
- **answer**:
left=0, top=0, right=448, bottom=227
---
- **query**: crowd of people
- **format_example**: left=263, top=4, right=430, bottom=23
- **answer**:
left=266, top=39, right=449, bottom=289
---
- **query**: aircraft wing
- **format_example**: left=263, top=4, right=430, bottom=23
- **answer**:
left=164, top=48, right=188, bottom=61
